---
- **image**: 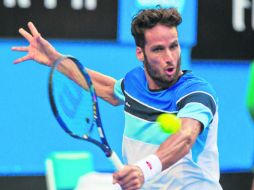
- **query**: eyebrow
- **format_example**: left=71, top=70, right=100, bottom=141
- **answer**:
left=151, top=39, right=179, bottom=48
left=171, top=40, right=179, bottom=44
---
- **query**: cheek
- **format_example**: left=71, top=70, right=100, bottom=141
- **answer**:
left=175, top=50, right=181, bottom=61
left=148, top=55, right=164, bottom=65
left=170, top=53, right=180, bottom=66
left=152, top=62, right=165, bottom=75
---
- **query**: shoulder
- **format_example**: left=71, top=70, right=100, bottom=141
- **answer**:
left=175, top=71, right=218, bottom=114
left=122, top=66, right=147, bottom=91
left=125, top=66, right=145, bottom=82
left=176, top=71, right=217, bottom=100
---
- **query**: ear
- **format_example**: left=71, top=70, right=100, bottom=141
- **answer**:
left=136, top=47, right=144, bottom=62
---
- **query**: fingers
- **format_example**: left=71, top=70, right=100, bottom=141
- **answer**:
left=121, top=178, right=142, bottom=190
left=115, top=168, right=142, bottom=184
left=18, top=22, right=40, bottom=42
left=11, top=46, right=28, bottom=52
left=28, top=22, right=40, bottom=37
left=13, top=55, right=31, bottom=64
left=12, top=46, right=29, bottom=64
left=113, top=166, right=144, bottom=190
left=113, top=166, right=129, bottom=184
left=117, top=173, right=141, bottom=189
left=19, top=28, right=33, bottom=42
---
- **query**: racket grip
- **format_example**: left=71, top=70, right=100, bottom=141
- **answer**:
left=108, top=151, right=124, bottom=170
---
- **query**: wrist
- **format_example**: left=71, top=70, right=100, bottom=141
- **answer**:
left=134, top=154, right=162, bottom=182
left=52, top=55, right=66, bottom=67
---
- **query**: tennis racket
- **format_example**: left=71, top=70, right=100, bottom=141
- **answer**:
left=48, top=56, right=123, bottom=170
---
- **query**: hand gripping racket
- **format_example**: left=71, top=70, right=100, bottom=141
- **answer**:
left=48, top=56, right=123, bottom=170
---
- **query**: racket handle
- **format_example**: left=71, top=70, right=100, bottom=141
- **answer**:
left=108, top=151, right=124, bottom=170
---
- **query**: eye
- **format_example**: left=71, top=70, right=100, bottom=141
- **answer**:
left=152, top=46, right=164, bottom=52
left=170, top=43, right=179, bottom=50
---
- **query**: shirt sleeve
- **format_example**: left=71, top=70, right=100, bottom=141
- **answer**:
left=176, top=92, right=217, bottom=129
left=177, top=102, right=213, bottom=129
left=114, top=78, right=125, bottom=104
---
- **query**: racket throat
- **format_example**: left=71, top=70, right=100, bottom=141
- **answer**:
left=104, top=147, right=112, bottom=157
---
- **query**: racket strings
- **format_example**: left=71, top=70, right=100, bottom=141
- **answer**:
left=49, top=58, right=123, bottom=165
left=52, top=67, right=95, bottom=138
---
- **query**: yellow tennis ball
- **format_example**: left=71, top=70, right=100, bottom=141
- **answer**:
left=156, top=113, right=181, bottom=134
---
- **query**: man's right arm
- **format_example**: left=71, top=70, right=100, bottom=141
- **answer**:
left=86, top=69, right=121, bottom=106
left=12, top=22, right=121, bottom=106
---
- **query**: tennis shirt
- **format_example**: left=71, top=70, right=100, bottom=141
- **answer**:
left=114, top=66, right=222, bottom=190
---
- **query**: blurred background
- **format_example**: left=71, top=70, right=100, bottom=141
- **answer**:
left=0, top=0, right=254, bottom=189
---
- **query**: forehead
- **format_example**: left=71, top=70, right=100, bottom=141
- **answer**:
left=144, top=24, right=178, bottom=46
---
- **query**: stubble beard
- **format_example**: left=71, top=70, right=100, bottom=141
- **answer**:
left=144, top=56, right=181, bottom=90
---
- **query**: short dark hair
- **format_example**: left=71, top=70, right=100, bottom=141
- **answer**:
left=131, top=7, right=182, bottom=48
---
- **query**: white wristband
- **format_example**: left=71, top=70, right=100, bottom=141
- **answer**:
left=135, top=154, right=162, bottom=182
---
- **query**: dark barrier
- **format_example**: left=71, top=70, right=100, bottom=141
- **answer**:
left=0, top=0, right=118, bottom=39
left=192, top=0, right=254, bottom=60
left=0, top=172, right=253, bottom=190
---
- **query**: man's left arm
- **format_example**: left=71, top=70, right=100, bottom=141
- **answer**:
left=155, top=117, right=201, bottom=170
left=112, top=117, right=202, bottom=190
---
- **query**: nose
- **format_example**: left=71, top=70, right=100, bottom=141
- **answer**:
left=164, top=49, right=173, bottom=64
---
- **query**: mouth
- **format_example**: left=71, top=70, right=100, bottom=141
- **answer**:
left=165, top=67, right=175, bottom=76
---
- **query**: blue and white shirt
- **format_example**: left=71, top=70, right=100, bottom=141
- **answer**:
left=114, top=66, right=222, bottom=190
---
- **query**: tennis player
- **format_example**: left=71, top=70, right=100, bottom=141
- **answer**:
left=12, top=7, right=222, bottom=190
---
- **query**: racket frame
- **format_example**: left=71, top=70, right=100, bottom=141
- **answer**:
left=48, top=56, right=117, bottom=159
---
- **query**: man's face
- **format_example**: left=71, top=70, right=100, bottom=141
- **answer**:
left=137, top=24, right=182, bottom=90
